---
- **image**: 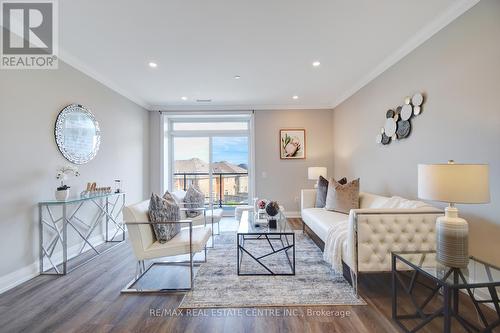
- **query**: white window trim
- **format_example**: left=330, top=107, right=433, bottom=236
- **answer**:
left=159, top=112, right=256, bottom=207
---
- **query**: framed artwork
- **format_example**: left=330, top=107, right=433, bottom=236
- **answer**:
left=280, top=129, right=306, bottom=159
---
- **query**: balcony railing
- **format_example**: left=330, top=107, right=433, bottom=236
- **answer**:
left=173, top=172, right=249, bottom=208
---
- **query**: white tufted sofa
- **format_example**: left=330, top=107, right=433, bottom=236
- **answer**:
left=301, top=190, right=442, bottom=294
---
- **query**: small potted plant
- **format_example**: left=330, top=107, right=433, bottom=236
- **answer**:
left=56, top=166, right=80, bottom=201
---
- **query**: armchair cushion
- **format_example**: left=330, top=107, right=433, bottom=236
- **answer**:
left=148, top=192, right=181, bottom=243
left=141, top=225, right=212, bottom=260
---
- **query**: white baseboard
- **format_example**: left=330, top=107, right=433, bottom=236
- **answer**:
left=0, top=262, right=40, bottom=295
left=0, top=230, right=123, bottom=295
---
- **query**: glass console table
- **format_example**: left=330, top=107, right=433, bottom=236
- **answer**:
left=38, top=192, right=126, bottom=275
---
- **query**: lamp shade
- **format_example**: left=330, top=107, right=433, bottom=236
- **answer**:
left=308, top=167, right=327, bottom=180
left=418, top=163, right=490, bottom=204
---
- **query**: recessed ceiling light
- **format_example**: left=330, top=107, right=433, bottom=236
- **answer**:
left=148, top=62, right=158, bottom=68
left=292, top=95, right=299, bottom=100
left=312, top=61, right=321, bottom=67
left=234, top=75, right=241, bottom=79
left=181, top=96, right=188, bottom=101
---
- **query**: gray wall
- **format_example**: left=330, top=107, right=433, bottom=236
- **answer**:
left=0, top=61, right=149, bottom=291
left=255, top=109, right=334, bottom=214
left=332, top=0, right=500, bottom=265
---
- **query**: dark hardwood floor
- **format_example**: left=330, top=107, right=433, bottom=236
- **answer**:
left=0, top=218, right=498, bottom=333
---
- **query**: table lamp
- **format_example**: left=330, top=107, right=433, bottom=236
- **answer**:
left=418, top=161, right=490, bottom=268
left=308, top=167, right=328, bottom=188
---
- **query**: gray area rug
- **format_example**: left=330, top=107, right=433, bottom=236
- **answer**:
left=179, top=232, right=366, bottom=308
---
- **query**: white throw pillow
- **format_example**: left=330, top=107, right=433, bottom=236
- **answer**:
left=381, top=196, right=432, bottom=209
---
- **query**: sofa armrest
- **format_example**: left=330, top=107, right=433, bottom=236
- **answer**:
left=345, top=208, right=443, bottom=274
left=301, top=189, right=316, bottom=211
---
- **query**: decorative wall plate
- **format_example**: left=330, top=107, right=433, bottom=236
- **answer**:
left=377, top=92, right=424, bottom=146
left=401, top=104, right=413, bottom=121
left=384, top=118, right=397, bottom=137
left=381, top=133, right=391, bottom=145
left=396, top=120, right=411, bottom=138
left=412, top=93, right=424, bottom=106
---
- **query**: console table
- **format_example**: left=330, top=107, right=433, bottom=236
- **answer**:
left=38, top=192, right=126, bottom=275
left=392, top=251, right=500, bottom=332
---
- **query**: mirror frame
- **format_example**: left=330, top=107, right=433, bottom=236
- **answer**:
left=54, top=104, right=101, bottom=164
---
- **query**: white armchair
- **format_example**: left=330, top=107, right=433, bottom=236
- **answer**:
left=122, top=200, right=212, bottom=293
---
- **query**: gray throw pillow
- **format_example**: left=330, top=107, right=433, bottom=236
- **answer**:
left=315, top=176, right=329, bottom=208
left=184, top=185, right=205, bottom=218
left=315, top=176, right=348, bottom=208
left=325, top=178, right=360, bottom=214
left=148, top=192, right=181, bottom=243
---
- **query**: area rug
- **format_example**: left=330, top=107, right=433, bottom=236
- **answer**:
left=179, top=232, right=366, bottom=308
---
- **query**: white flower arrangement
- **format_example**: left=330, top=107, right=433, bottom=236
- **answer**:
left=56, top=165, right=80, bottom=190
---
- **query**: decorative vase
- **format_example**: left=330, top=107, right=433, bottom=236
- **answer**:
left=55, top=189, right=70, bottom=201
left=436, top=206, right=469, bottom=268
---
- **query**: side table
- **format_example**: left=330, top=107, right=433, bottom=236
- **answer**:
left=392, top=251, right=500, bottom=332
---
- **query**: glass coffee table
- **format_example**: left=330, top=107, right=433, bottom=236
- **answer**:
left=237, top=211, right=295, bottom=276
left=392, top=251, right=500, bottom=333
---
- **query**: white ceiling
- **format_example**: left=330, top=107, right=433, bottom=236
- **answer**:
left=59, top=0, right=478, bottom=110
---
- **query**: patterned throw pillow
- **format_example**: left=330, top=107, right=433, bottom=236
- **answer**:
left=148, top=192, right=181, bottom=243
left=184, top=185, right=205, bottom=218
left=325, top=178, right=360, bottom=214
left=315, top=176, right=348, bottom=208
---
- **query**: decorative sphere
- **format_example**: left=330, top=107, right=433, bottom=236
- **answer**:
left=265, top=201, right=280, bottom=217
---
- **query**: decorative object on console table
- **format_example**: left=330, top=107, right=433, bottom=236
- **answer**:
left=418, top=161, right=490, bottom=268
left=55, top=165, right=80, bottom=200
left=265, top=201, right=280, bottom=228
left=80, top=182, right=113, bottom=198
left=114, top=179, right=122, bottom=193
left=308, top=167, right=328, bottom=188
left=280, top=129, right=306, bottom=159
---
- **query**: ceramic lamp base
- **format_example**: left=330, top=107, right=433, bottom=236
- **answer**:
left=436, top=206, right=469, bottom=268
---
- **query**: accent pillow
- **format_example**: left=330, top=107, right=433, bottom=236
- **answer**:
left=381, top=196, right=433, bottom=209
left=148, top=192, right=181, bottom=244
left=171, top=190, right=187, bottom=219
left=184, top=185, right=205, bottom=218
left=325, top=178, right=360, bottom=214
left=315, top=176, right=349, bottom=208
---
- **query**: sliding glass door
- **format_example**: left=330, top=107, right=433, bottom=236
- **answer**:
left=165, top=115, right=252, bottom=214
left=211, top=136, right=249, bottom=208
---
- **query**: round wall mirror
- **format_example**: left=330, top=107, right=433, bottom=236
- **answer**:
left=55, top=104, right=100, bottom=164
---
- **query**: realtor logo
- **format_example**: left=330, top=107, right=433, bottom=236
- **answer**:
left=1, top=0, right=58, bottom=69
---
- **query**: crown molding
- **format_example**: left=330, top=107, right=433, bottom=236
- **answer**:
left=330, top=0, right=481, bottom=109
left=58, top=47, right=152, bottom=110
left=151, top=104, right=333, bottom=111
